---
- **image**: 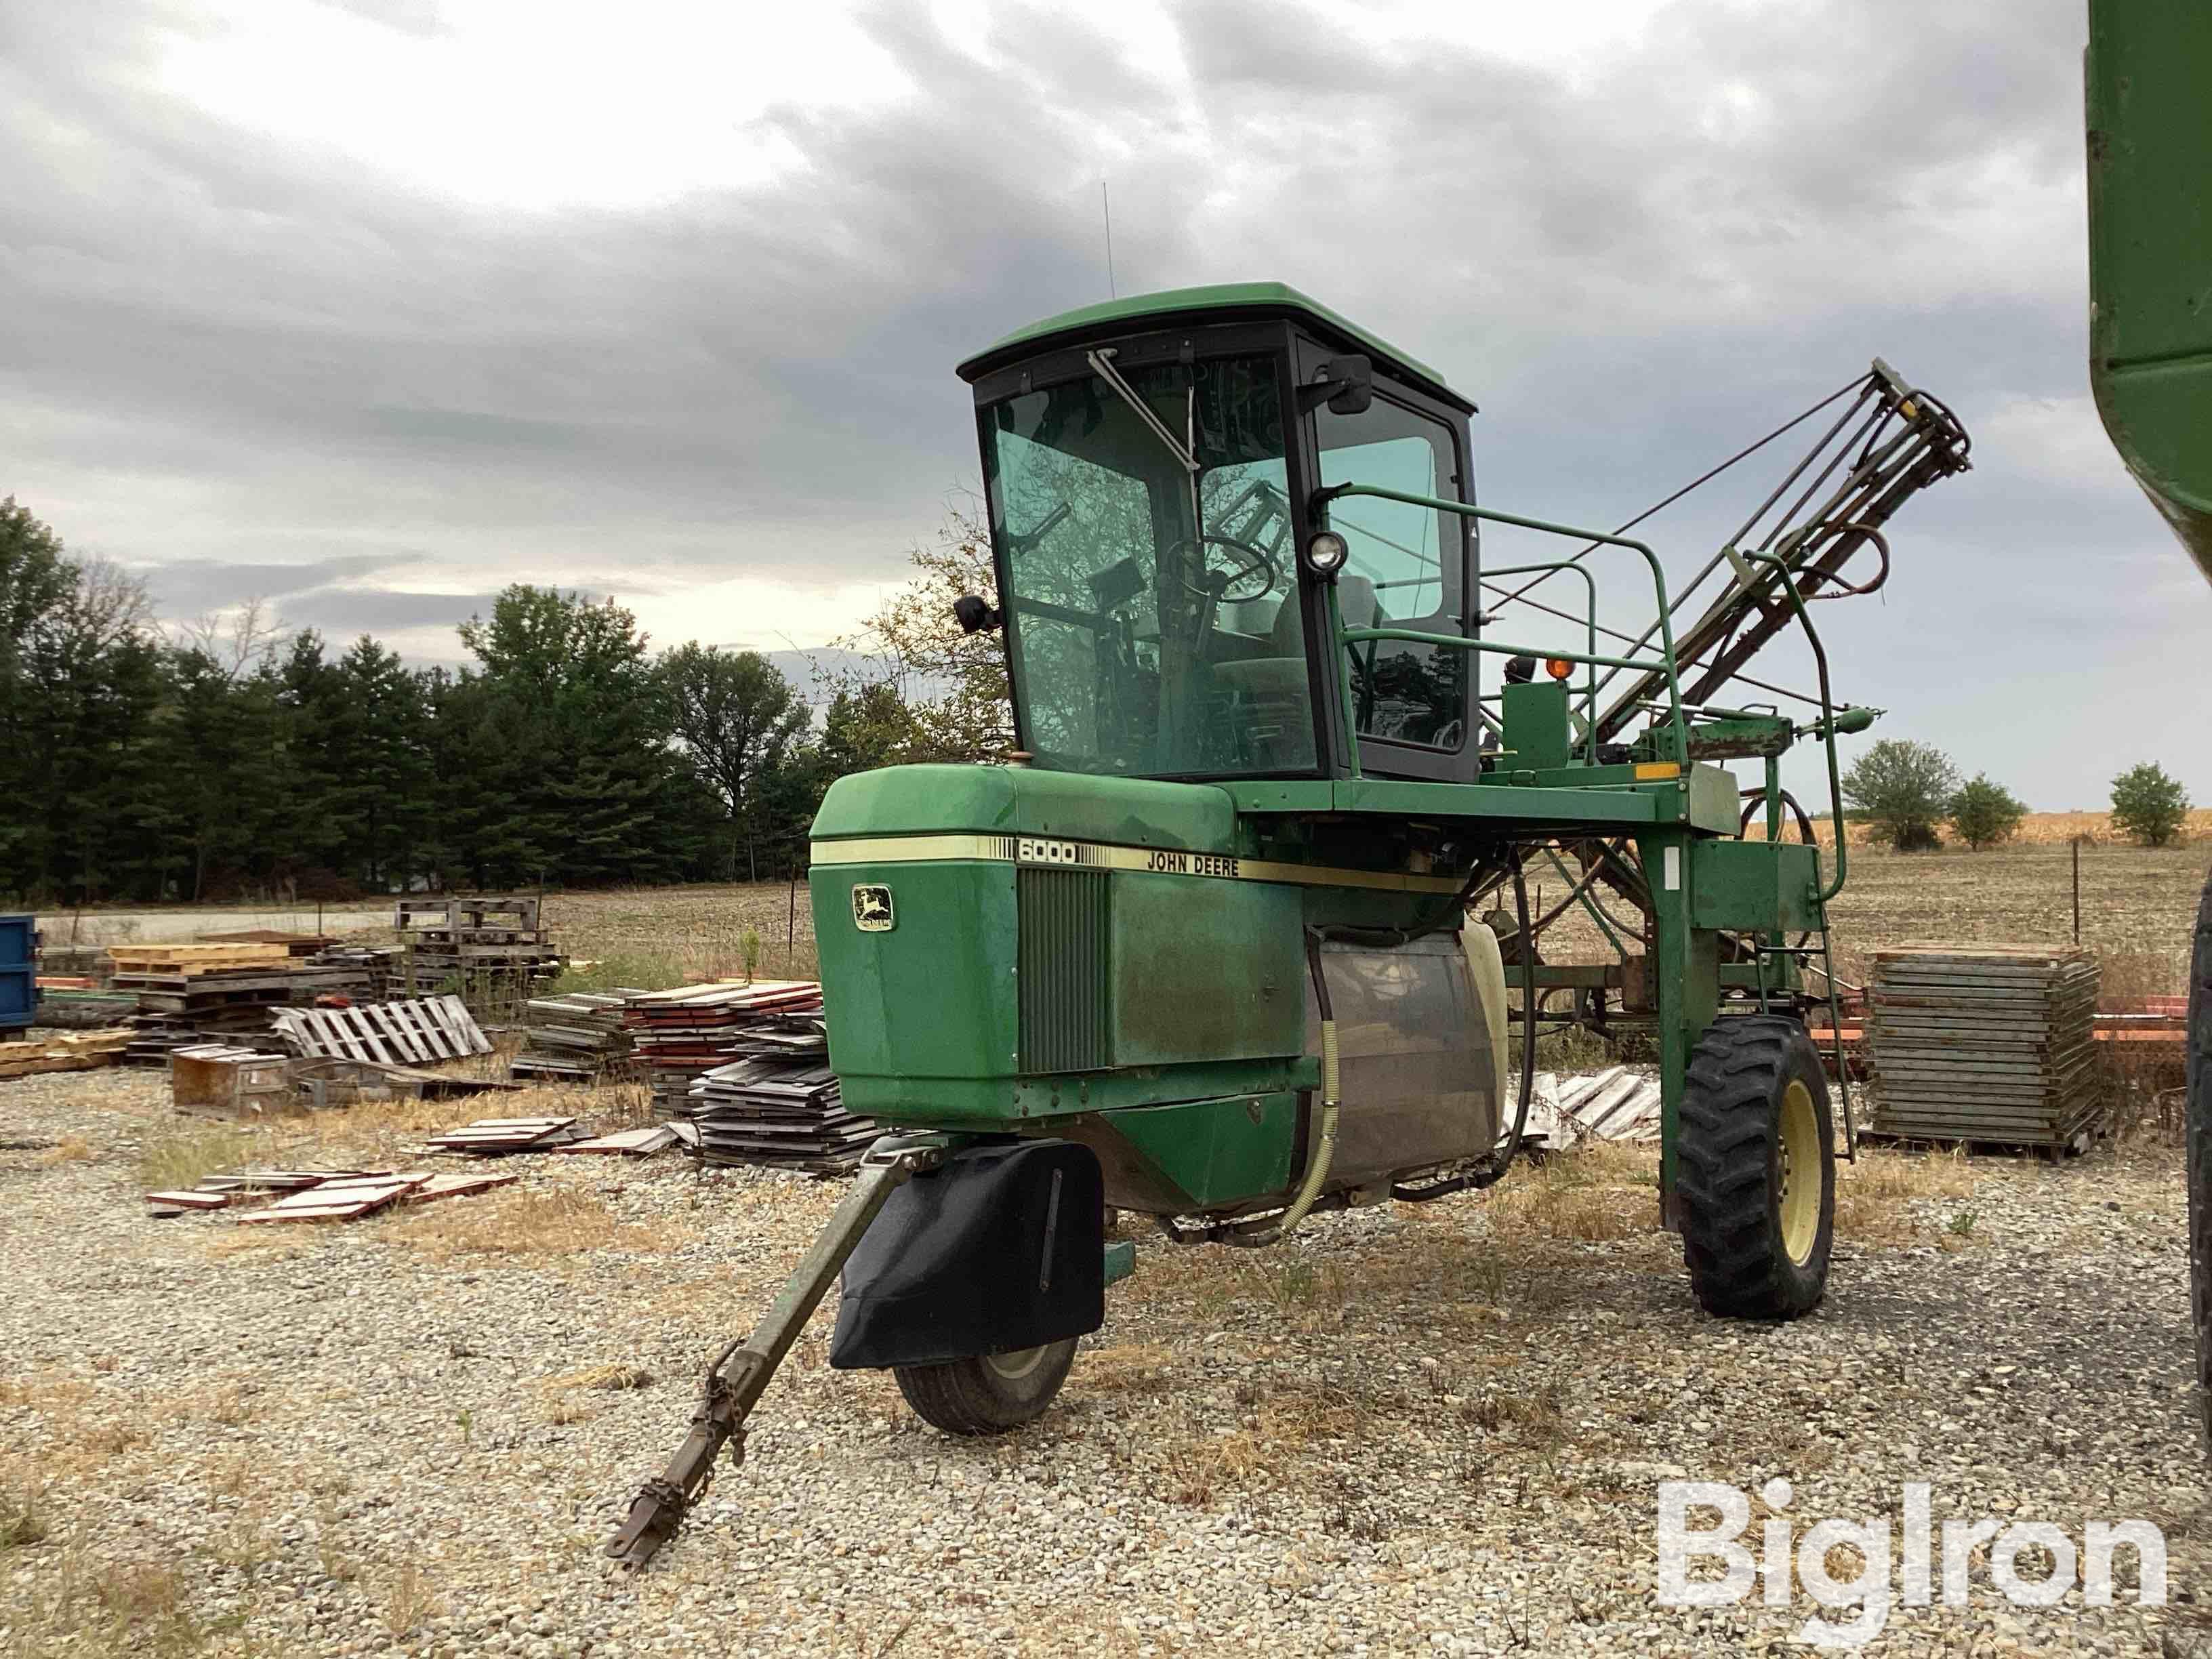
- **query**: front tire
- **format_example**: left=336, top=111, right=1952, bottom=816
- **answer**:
left=2188, top=867, right=2212, bottom=1451
left=1678, top=1014, right=1836, bottom=1319
left=895, top=1338, right=1078, bottom=1435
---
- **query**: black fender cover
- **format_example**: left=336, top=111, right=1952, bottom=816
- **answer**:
left=829, top=1139, right=1105, bottom=1370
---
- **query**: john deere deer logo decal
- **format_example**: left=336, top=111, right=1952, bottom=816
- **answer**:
left=851, top=884, right=895, bottom=933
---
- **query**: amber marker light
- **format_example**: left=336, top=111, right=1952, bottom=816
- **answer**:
left=1544, top=657, right=1574, bottom=680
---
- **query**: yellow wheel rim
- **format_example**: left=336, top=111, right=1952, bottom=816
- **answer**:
left=1778, top=1079, right=1820, bottom=1265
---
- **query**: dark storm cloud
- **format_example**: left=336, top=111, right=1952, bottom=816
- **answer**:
left=142, top=552, right=394, bottom=613
left=1, top=0, right=2203, bottom=802
left=276, top=586, right=501, bottom=636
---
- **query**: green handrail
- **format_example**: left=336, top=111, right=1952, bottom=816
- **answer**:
left=1333, top=626, right=1693, bottom=777
left=1482, top=558, right=1599, bottom=762
left=1736, top=550, right=1847, bottom=903
left=1315, top=483, right=1693, bottom=773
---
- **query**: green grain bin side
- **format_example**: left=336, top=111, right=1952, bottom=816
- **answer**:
left=2087, top=3, right=2212, bottom=581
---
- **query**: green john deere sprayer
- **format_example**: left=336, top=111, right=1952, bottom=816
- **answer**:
left=608, top=286, right=1970, bottom=1565
left=2085, top=3, right=2212, bottom=1445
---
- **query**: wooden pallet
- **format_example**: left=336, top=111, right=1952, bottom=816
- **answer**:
left=108, top=944, right=289, bottom=976
left=270, top=995, right=490, bottom=1065
left=0, top=1029, right=131, bottom=1080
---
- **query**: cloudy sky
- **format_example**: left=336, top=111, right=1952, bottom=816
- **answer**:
left=4, top=0, right=2205, bottom=807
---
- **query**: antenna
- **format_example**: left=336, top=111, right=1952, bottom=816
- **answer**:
left=1102, top=180, right=1116, bottom=298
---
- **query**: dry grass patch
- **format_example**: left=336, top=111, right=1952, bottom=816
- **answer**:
left=1458, top=1382, right=1571, bottom=1451
left=134, top=1125, right=265, bottom=1193
left=0, top=1370, right=94, bottom=1412
left=1155, top=1382, right=1368, bottom=1507
left=1834, top=1145, right=1976, bottom=1246
left=545, top=1361, right=656, bottom=1393
left=271, top=1094, right=452, bottom=1166
left=172, top=1378, right=263, bottom=1429
left=1841, top=1145, right=1976, bottom=1202
left=1480, top=1143, right=1660, bottom=1242
left=1082, top=1343, right=1176, bottom=1397
left=35, top=1136, right=94, bottom=1166
left=1, top=1459, right=52, bottom=1549
left=377, top=1561, right=441, bottom=1643
left=373, top=1185, right=656, bottom=1259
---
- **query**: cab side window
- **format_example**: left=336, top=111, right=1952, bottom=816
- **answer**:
left=1315, top=397, right=1468, bottom=750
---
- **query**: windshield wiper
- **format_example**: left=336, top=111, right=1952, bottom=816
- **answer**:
left=1085, top=348, right=1198, bottom=477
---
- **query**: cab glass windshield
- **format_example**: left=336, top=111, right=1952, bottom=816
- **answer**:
left=980, top=354, right=1316, bottom=776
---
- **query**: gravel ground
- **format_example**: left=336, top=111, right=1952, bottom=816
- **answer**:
left=1, top=1068, right=2205, bottom=1657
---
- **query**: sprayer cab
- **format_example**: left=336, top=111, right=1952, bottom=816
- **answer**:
left=957, top=283, right=1488, bottom=786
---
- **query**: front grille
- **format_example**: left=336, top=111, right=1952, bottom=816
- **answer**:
left=1017, top=866, right=1111, bottom=1074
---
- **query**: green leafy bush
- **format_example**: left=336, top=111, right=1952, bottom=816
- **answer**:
left=2110, top=762, right=2191, bottom=847
left=1948, top=775, right=2026, bottom=851
left=1841, top=739, right=1959, bottom=851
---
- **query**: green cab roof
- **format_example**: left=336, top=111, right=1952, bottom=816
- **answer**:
left=956, top=281, right=1473, bottom=413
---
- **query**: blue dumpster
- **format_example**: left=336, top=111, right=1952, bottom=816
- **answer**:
left=0, top=914, right=37, bottom=1035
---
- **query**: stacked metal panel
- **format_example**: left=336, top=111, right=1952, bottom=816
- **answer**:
left=679, top=1057, right=878, bottom=1174
left=1867, top=945, right=2102, bottom=1147
left=510, top=993, right=635, bottom=1082
left=622, top=981, right=824, bottom=1117
left=667, top=1010, right=876, bottom=1172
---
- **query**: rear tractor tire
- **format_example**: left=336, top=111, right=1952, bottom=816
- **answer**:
left=1679, top=1015, right=1836, bottom=1320
left=895, top=1338, right=1078, bottom=1436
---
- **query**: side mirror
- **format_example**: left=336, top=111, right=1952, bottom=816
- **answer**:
left=1307, top=353, right=1373, bottom=415
left=953, top=595, right=1002, bottom=636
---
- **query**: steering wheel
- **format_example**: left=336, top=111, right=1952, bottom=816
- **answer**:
left=1168, top=533, right=1281, bottom=605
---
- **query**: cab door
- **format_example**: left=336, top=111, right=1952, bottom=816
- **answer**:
left=1294, top=338, right=1481, bottom=783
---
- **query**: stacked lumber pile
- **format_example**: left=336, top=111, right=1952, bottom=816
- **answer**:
left=1868, top=945, right=2102, bottom=1149
left=394, top=896, right=562, bottom=988
left=510, top=993, right=635, bottom=1082
left=110, top=943, right=373, bottom=1064
left=0, top=1028, right=131, bottom=1081
left=144, top=1166, right=516, bottom=1221
left=308, top=943, right=405, bottom=1000
left=196, top=930, right=335, bottom=958
left=112, top=941, right=288, bottom=977
left=623, top=981, right=824, bottom=1116
left=27, top=990, right=138, bottom=1031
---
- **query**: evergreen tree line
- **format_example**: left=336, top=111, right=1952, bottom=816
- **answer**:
left=0, top=497, right=994, bottom=904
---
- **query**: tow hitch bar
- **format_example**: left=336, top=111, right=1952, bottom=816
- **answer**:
left=601, top=1135, right=947, bottom=1569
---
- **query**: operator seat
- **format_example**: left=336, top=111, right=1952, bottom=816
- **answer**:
left=1213, top=574, right=1378, bottom=695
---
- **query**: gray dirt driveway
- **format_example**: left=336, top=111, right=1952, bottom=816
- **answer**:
left=0, top=1067, right=2202, bottom=1657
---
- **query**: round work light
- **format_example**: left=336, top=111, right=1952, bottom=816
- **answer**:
left=1305, top=531, right=1349, bottom=579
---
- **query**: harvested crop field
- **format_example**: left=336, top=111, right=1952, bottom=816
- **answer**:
left=2, top=1066, right=2204, bottom=1657
left=1524, top=837, right=2209, bottom=995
